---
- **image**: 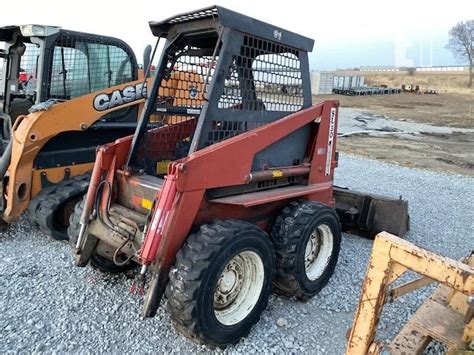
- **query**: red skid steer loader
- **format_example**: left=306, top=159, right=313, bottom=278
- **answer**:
left=71, top=6, right=409, bottom=347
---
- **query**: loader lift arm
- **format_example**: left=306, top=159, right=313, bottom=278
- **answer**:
left=347, top=232, right=473, bottom=355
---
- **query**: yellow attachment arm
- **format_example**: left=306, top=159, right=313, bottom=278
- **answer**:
left=346, top=232, right=473, bottom=355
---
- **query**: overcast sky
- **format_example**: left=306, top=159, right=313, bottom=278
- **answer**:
left=1, top=0, right=473, bottom=69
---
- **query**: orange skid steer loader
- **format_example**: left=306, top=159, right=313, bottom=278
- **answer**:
left=0, top=25, right=151, bottom=238
left=72, top=6, right=410, bottom=347
left=0, top=26, right=200, bottom=259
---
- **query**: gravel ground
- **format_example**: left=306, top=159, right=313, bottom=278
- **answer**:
left=1, top=154, right=473, bottom=353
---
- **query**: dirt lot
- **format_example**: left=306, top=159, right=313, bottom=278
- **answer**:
left=336, top=71, right=473, bottom=96
left=313, top=73, right=474, bottom=175
left=316, top=92, right=473, bottom=128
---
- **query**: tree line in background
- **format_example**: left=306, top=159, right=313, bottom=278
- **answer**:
left=447, top=20, right=473, bottom=87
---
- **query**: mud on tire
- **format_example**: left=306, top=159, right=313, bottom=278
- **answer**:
left=28, top=173, right=91, bottom=241
left=271, top=200, right=341, bottom=300
left=165, top=220, right=274, bottom=347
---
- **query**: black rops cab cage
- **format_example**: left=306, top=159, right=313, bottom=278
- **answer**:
left=0, top=25, right=138, bottom=113
left=0, top=25, right=139, bottom=145
left=127, top=5, right=315, bottom=177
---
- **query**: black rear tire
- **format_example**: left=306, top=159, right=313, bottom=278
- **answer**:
left=271, top=200, right=341, bottom=300
left=68, top=197, right=136, bottom=274
left=28, top=173, right=91, bottom=241
left=165, top=220, right=274, bottom=348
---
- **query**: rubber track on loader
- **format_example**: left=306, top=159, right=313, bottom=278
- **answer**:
left=27, top=173, right=91, bottom=240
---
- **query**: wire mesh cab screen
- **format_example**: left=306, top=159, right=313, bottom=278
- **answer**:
left=12, top=43, right=41, bottom=96
left=218, top=35, right=303, bottom=112
left=128, top=8, right=312, bottom=175
left=155, top=45, right=215, bottom=110
left=201, top=34, right=308, bottom=155
left=167, top=7, right=219, bottom=25
left=130, top=31, right=220, bottom=174
left=47, top=34, right=135, bottom=100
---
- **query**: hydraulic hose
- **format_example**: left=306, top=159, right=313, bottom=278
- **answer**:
left=95, top=180, right=130, bottom=236
left=0, top=114, right=13, bottom=179
left=94, top=179, right=138, bottom=266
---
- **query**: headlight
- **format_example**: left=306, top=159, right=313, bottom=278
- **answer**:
left=20, top=25, right=60, bottom=37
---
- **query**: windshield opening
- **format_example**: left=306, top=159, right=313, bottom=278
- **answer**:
left=18, top=43, right=40, bottom=97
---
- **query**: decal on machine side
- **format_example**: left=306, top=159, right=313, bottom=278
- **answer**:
left=325, top=107, right=336, bottom=176
left=93, top=82, right=147, bottom=111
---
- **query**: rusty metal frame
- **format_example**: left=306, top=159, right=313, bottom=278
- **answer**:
left=346, top=232, right=473, bottom=355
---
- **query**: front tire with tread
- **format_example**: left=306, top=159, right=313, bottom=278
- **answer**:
left=165, top=220, right=274, bottom=348
left=271, top=200, right=341, bottom=300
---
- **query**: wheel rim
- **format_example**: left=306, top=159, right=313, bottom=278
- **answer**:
left=304, top=224, right=334, bottom=281
left=213, top=251, right=264, bottom=326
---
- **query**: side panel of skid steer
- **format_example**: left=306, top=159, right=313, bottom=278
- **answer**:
left=333, top=186, right=409, bottom=238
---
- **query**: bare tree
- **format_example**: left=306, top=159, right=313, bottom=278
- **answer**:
left=447, top=20, right=473, bottom=87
